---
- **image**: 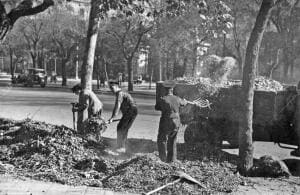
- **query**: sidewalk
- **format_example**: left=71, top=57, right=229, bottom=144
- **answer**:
left=0, top=175, right=137, bottom=195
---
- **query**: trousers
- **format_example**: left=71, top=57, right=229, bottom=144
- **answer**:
left=157, top=117, right=180, bottom=162
left=117, top=107, right=138, bottom=149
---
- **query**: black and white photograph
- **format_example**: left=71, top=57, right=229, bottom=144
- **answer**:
left=0, top=0, right=300, bottom=194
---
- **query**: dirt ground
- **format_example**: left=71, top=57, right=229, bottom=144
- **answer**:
left=1, top=137, right=300, bottom=195
left=1, top=117, right=300, bottom=194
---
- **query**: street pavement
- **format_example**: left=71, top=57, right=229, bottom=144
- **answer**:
left=0, top=83, right=161, bottom=142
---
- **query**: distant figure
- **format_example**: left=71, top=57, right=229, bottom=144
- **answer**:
left=100, top=72, right=105, bottom=87
left=118, top=73, right=123, bottom=87
left=137, top=75, right=142, bottom=84
left=50, top=71, right=57, bottom=83
left=107, top=81, right=138, bottom=153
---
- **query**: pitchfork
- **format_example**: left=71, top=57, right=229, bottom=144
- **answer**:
left=145, top=171, right=206, bottom=195
left=189, top=98, right=212, bottom=109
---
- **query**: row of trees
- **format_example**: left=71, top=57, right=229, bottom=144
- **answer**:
left=1, top=0, right=299, bottom=86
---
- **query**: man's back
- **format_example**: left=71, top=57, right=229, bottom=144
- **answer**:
left=81, top=89, right=103, bottom=115
left=116, top=90, right=136, bottom=113
left=157, top=94, right=186, bottom=119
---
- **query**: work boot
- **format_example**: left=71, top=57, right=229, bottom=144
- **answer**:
left=290, top=149, right=300, bottom=157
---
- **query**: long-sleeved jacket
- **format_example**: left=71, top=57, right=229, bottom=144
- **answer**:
left=77, top=89, right=103, bottom=117
left=155, top=94, right=187, bottom=119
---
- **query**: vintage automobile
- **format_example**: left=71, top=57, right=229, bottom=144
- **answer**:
left=14, top=68, right=47, bottom=87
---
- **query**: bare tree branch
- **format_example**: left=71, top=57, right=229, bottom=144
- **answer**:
left=8, top=0, right=54, bottom=24
left=0, top=0, right=54, bottom=42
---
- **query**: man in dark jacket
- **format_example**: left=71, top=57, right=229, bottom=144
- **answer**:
left=155, top=80, right=188, bottom=163
left=108, top=81, right=138, bottom=153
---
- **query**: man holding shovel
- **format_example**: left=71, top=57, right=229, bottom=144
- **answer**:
left=107, top=81, right=138, bottom=153
left=71, top=84, right=103, bottom=130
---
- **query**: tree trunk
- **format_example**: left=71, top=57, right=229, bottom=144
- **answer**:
left=192, top=44, right=197, bottom=77
left=222, top=33, right=226, bottom=57
left=164, top=51, right=169, bottom=80
left=31, top=53, right=37, bottom=69
left=96, top=57, right=100, bottom=89
left=9, top=48, right=14, bottom=78
left=77, top=0, right=100, bottom=132
left=104, top=60, right=109, bottom=82
left=157, top=43, right=163, bottom=81
left=239, top=0, right=275, bottom=176
left=127, top=58, right=134, bottom=92
left=290, top=60, right=294, bottom=78
left=282, top=43, right=290, bottom=78
left=149, top=68, right=153, bottom=90
left=267, top=49, right=281, bottom=79
left=61, top=58, right=67, bottom=86
left=237, top=49, right=243, bottom=75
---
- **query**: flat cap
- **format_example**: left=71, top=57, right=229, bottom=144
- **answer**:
left=71, top=83, right=82, bottom=92
left=108, top=80, right=119, bottom=86
left=162, top=80, right=176, bottom=88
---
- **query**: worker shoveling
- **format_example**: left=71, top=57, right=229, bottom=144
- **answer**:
left=0, top=118, right=245, bottom=194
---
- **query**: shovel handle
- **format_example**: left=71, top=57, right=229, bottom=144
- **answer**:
left=145, top=178, right=181, bottom=195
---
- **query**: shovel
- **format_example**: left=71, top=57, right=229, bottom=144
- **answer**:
left=71, top=103, right=76, bottom=130
left=145, top=171, right=206, bottom=195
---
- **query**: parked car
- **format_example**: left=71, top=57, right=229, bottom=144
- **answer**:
left=14, top=68, right=47, bottom=87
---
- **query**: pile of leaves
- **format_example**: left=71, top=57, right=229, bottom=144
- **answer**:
left=0, top=118, right=247, bottom=194
left=103, top=144, right=244, bottom=194
left=83, top=117, right=108, bottom=142
left=176, top=77, right=220, bottom=99
left=0, top=118, right=110, bottom=186
left=254, top=76, right=283, bottom=91
left=176, top=75, right=283, bottom=96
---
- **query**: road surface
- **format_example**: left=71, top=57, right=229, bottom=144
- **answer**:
left=0, top=84, right=299, bottom=160
left=0, top=85, right=160, bottom=142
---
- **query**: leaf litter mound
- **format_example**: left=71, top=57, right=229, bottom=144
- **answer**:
left=0, top=118, right=246, bottom=194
